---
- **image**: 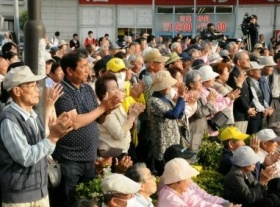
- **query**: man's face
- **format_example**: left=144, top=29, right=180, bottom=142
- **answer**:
left=68, top=58, right=89, bottom=84
left=150, top=61, right=164, bottom=73
left=15, top=81, right=41, bottom=106
left=249, top=69, right=262, bottom=80
left=238, top=53, right=250, bottom=70
left=263, top=66, right=274, bottom=76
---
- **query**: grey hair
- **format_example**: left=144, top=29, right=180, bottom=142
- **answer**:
left=188, top=48, right=198, bottom=57
left=171, top=42, right=180, bottom=52
left=124, top=162, right=147, bottom=183
left=233, top=51, right=249, bottom=65
left=185, top=70, right=201, bottom=89
left=226, top=41, right=237, bottom=52
left=128, top=53, right=142, bottom=63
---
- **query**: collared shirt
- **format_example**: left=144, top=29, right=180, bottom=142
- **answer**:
left=134, top=193, right=154, bottom=207
left=0, top=101, right=55, bottom=167
left=54, top=78, right=99, bottom=162
left=45, top=76, right=55, bottom=88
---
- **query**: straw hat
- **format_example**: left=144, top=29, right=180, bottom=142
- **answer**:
left=143, top=49, right=170, bottom=63
left=259, top=56, right=277, bottom=67
left=165, top=52, right=182, bottom=65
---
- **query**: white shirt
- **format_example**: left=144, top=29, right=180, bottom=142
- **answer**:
left=134, top=193, right=154, bottom=207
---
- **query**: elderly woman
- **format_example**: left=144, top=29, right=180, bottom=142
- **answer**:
left=198, top=65, right=240, bottom=136
left=186, top=70, right=216, bottom=151
left=157, top=158, right=240, bottom=207
left=212, top=62, right=244, bottom=125
left=148, top=70, right=185, bottom=175
left=95, top=73, right=145, bottom=153
left=224, top=146, right=280, bottom=207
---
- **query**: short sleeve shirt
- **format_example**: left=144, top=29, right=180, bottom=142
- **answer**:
left=53, top=78, right=99, bottom=162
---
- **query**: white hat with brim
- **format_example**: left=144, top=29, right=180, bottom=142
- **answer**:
left=45, top=52, right=56, bottom=63
left=256, top=129, right=280, bottom=142
left=233, top=146, right=260, bottom=167
left=3, top=66, right=46, bottom=92
left=58, top=40, right=68, bottom=48
left=151, top=70, right=177, bottom=92
left=143, top=49, right=170, bottom=63
left=208, top=53, right=223, bottom=64
left=247, top=61, right=264, bottom=72
left=165, top=52, right=182, bottom=65
left=259, top=56, right=277, bottom=67
left=163, top=158, right=199, bottom=184
left=101, top=173, right=141, bottom=194
left=198, top=65, right=219, bottom=82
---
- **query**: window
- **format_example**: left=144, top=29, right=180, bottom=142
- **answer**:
left=196, top=7, right=214, bottom=14
left=157, top=7, right=173, bottom=14
left=216, top=6, right=233, bottom=13
left=175, top=7, right=193, bottom=14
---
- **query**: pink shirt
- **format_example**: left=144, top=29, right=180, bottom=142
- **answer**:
left=157, top=185, right=226, bottom=207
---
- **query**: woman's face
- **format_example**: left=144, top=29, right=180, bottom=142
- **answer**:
left=190, top=75, right=202, bottom=91
left=174, top=72, right=183, bottom=88
left=219, top=67, right=230, bottom=82
left=177, top=178, right=192, bottom=194
left=202, top=78, right=215, bottom=88
left=105, top=79, right=119, bottom=98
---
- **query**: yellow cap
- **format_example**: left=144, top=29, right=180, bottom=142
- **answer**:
left=106, top=58, right=127, bottom=73
left=219, top=127, right=249, bottom=141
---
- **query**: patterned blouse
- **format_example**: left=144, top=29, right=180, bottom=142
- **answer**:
left=148, top=92, right=185, bottom=161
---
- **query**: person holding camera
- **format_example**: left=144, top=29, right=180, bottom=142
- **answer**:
left=249, top=15, right=260, bottom=51
left=200, top=23, right=223, bottom=41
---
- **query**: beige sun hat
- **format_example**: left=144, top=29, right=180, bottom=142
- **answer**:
left=58, top=40, right=68, bottom=48
left=259, top=56, right=277, bottom=67
left=151, top=70, right=177, bottom=92
left=247, top=61, right=264, bottom=72
left=163, top=158, right=199, bottom=184
left=143, top=49, right=170, bottom=63
left=3, top=66, right=46, bottom=92
left=165, top=52, right=182, bottom=65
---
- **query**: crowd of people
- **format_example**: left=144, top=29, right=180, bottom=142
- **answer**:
left=1, top=24, right=280, bottom=207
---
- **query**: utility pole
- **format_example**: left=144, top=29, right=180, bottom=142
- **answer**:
left=24, top=0, right=46, bottom=121
left=14, top=0, right=20, bottom=51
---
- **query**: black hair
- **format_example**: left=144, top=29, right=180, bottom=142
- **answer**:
left=73, top=33, right=78, bottom=38
left=147, top=35, right=155, bottom=43
left=55, top=31, right=60, bottom=36
left=50, top=62, right=61, bottom=74
left=88, top=31, right=93, bottom=35
left=2, top=42, right=18, bottom=59
left=114, top=51, right=126, bottom=59
left=60, top=49, right=88, bottom=75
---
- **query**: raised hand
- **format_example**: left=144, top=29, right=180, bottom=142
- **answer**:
left=48, top=112, right=73, bottom=143
left=100, top=92, right=122, bottom=113
left=207, top=90, right=217, bottom=105
left=129, top=103, right=145, bottom=118
left=234, top=71, right=246, bottom=88
left=250, top=134, right=260, bottom=154
left=114, top=155, right=133, bottom=174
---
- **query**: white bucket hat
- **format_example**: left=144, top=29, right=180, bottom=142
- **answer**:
left=247, top=61, right=264, bottom=72
left=198, top=65, right=219, bottom=82
left=259, top=56, right=277, bottom=67
left=233, top=146, right=260, bottom=167
left=163, top=158, right=199, bottom=184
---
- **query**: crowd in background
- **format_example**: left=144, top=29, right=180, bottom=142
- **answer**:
left=1, top=17, right=280, bottom=207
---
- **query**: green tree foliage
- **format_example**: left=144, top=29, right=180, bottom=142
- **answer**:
left=19, top=10, right=28, bottom=31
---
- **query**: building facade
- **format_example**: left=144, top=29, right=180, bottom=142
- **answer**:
left=0, top=0, right=280, bottom=44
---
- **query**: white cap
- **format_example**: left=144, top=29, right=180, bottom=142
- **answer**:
left=208, top=53, right=223, bottom=64
left=101, top=173, right=141, bottom=194
left=163, top=158, right=199, bottom=184
left=233, top=146, right=260, bottom=167
left=198, top=65, right=219, bottom=82
left=256, top=129, right=280, bottom=142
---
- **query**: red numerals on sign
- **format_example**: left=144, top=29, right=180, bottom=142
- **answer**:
left=216, top=22, right=226, bottom=32
left=174, top=22, right=192, bottom=32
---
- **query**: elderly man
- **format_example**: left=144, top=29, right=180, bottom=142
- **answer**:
left=125, top=163, right=157, bottom=207
left=0, top=65, right=72, bottom=206
left=101, top=173, right=141, bottom=207
left=227, top=51, right=256, bottom=133
left=54, top=49, right=122, bottom=206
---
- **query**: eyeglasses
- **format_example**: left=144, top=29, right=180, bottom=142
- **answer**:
left=18, top=82, right=39, bottom=89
